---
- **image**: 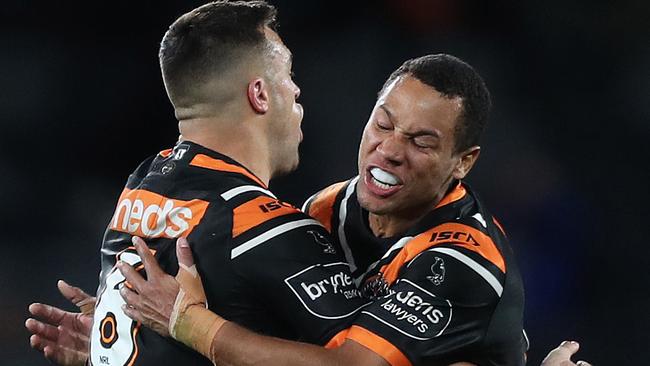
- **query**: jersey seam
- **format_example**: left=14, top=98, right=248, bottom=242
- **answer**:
left=477, top=253, right=506, bottom=356
left=451, top=217, right=505, bottom=355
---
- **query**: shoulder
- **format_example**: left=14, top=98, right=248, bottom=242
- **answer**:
left=302, top=178, right=355, bottom=232
left=380, top=219, right=508, bottom=302
left=424, top=220, right=506, bottom=274
left=218, top=186, right=326, bottom=260
left=229, top=191, right=311, bottom=242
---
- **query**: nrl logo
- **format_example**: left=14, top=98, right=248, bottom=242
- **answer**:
left=426, top=257, right=446, bottom=285
left=307, top=230, right=336, bottom=254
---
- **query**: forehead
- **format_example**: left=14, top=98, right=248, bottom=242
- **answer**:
left=263, top=27, right=292, bottom=64
left=378, top=75, right=463, bottom=134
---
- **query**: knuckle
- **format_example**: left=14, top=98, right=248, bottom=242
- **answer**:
left=139, top=285, right=151, bottom=296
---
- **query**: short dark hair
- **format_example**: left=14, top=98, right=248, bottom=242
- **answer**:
left=380, top=54, right=492, bottom=153
left=159, top=1, right=277, bottom=99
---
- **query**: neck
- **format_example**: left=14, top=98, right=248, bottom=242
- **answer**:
left=367, top=182, right=455, bottom=238
left=178, top=116, right=273, bottom=186
left=368, top=212, right=423, bottom=238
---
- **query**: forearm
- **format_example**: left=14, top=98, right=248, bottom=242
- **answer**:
left=172, top=303, right=350, bottom=366
left=209, top=323, right=470, bottom=366
left=210, top=321, right=348, bottom=366
left=128, top=239, right=382, bottom=366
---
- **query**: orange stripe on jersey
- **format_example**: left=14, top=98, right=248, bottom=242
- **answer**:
left=324, top=329, right=349, bottom=349
left=232, top=196, right=300, bottom=237
left=434, top=181, right=466, bottom=208
left=307, top=181, right=347, bottom=232
left=380, top=222, right=506, bottom=285
left=190, top=154, right=267, bottom=188
left=110, top=188, right=209, bottom=239
left=159, top=148, right=173, bottom=158
left=126, top=323, right=141, bottom=366
left=493, top=216, right=507, bottom=236
left=346, top=326, right=412, bottom=366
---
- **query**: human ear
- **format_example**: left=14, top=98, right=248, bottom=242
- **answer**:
left=452, top=146, right=481, bottom=179
left=247, top=78, right=269, bottom=113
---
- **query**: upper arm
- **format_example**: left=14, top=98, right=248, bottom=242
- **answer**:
left=331, top=338, right=390, bottom=366
left=302, top=181, right=348, bottom=232
left=346, top=245, right=507, bottom=366
left=230, top=209, right=369, bottom=345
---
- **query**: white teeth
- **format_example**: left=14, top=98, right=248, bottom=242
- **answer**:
left=371, top=177, right=392, bottom=190
left=370, top=167, right=399, bottom=185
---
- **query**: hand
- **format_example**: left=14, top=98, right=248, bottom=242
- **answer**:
left=25, top=280, right=95, bottom=366
left=117, top=236, right=182, bottom=337
left=541, top=341, right=592, bottom=366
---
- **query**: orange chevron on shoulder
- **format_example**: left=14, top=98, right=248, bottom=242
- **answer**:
left=425, top=222, right=505, bottom=272
left=232, top=196, right=300, bottom=238
left=306, top=181, right=347, bottom=232
left=158, top=148, right=173, bottom=158
left=189, top=154, right=267, bottom=188
left=380, top=222, right=506, bottom=285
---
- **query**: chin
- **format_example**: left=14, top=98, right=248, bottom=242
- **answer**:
left=357, top=190, right=391, bottom=215
left=289, top=154, right=300, bottom=170
left=277, top=157, right=300, bottom=177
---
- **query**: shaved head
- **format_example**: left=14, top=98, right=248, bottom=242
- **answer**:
left=159, top=1, right=277, bottom=118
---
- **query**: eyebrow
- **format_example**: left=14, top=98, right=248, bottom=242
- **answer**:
left=379, top=104, right=441, bottom=138
left=379, top=104, right=394, bottom=121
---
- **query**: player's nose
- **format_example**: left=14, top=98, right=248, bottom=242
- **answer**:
left=376, top=134, right=404, bottom=165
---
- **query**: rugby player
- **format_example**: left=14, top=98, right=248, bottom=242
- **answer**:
left=117, top=54, right=592, bottom=365
left=25, top=1, right=591, bottom=366
left=28, top=1, right=369, bottom=365
left=115, top=55, right=546, bottom=366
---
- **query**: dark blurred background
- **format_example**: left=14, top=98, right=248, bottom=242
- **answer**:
left=2, top=0, right=648, bottom=364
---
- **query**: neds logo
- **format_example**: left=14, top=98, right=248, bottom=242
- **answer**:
left=110, top=188, right=209, bottom=238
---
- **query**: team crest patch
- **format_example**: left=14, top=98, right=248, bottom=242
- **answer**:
left=161, top=162, right=175, bottom=175
left=426, top=257, right=445, bottom=285
left=307, top=230, right=336, bottom=254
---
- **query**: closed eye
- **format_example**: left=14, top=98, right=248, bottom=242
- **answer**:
left=412, top=136, right=437, bottom=149
left=376, top=119, right=393, bottom=131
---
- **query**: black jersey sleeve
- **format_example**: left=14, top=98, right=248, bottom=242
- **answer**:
left=230, top=213, right=370, bottom=345
left=347, top=243, right=513, bottom=366
left=179, top=186, right=367, bottom=346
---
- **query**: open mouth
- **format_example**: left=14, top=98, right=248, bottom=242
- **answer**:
left=370, top=167, right=399, bottom=187
left=364, top=167, right=403, bottom=196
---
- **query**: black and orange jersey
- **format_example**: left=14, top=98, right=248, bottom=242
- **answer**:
left=89, top=142, right=368, bottom=366
left=305, top=177, right=528, bottom=366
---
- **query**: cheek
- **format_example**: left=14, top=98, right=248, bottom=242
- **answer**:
left=283, top=80, right=297, bottom=98
left=410, top=155, right=442, bottom=182
left=360, top=127, right=381, bottom=152
left=358, top=131, right=372, bottom=166
left=273, top=81, right=291, bottom=105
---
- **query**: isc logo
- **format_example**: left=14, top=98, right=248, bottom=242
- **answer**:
left=110, top=188, right=209, bottom=238
left=429, top=230, right=479, bottom=246
left=258, top=200, right=294, bottom=213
